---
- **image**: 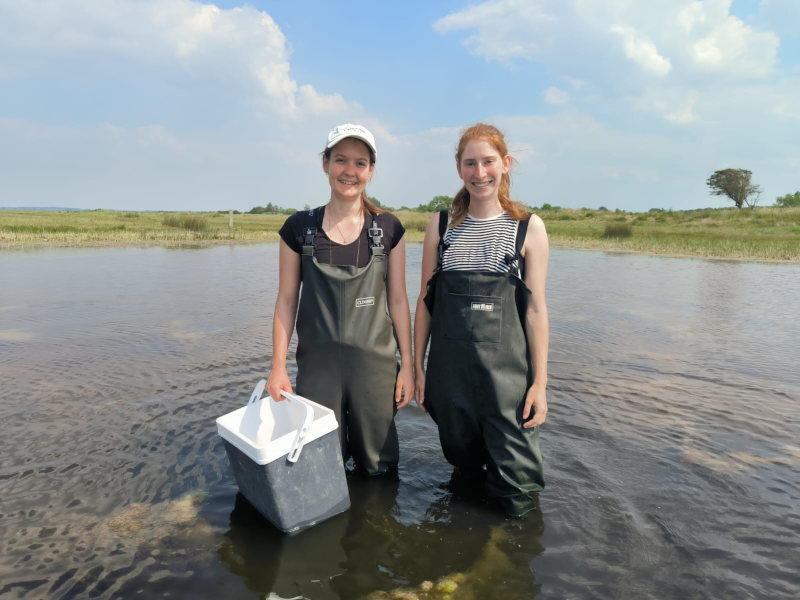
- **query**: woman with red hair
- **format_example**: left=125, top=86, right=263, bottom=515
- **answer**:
left=414, top=123, right=550, bottom=516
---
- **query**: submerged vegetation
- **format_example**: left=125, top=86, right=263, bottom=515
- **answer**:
left=1, top=206, right=799, bottom=262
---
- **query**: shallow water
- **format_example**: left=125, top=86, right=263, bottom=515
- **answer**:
left=1, top=244, right=798, bottom=599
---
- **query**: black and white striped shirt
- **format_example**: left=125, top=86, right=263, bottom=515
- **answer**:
left=442, top=212, right=519, bottom=273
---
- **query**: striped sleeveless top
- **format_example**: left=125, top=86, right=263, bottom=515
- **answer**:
left=442, top=212, right=519, bottom=273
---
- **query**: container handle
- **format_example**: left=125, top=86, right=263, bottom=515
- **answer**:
left=248, top=379, right=267, bottom=405
left=281, top=390, right=314, bottom=463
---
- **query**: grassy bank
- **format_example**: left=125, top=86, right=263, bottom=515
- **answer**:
left=2, top=206, right=799, bottom=262
left=0, top=210, right=284, bottom=246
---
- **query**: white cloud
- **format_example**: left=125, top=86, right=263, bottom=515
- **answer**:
left=436, top=0, right=779, bottom=80
left=673, top=1, right=779, bottom=76
left=297, top=85, right=357, bottom=117
left=134, top=125, right=188, bottom=153
left=610, top=25, right=672, bottom=76
left=1, top=0, right=797, bottom=213
left=0, top=0, right=376, bottom=211
left=433, top=0, right=796, bottom=146
left=543, top=86, right=570, bottom=105
left=628, top=88, right=699, bottom=124
left=690, top=18, right=778, bottom=76
left=663, top=93, right=698, bottom=125
left=490, top=111, right=694, bottom=209
left=677, top=1, right=708, bottom=33
left=433, top=0, right=558, bottom=64
left=0, top=0, right=356, bottom=118
left=567, top=78, right=587, bottom=91
left=0, top=115, right=329, bottom=211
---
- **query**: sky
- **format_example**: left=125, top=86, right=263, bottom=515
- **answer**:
left=1, top=0, right=799, bottom=213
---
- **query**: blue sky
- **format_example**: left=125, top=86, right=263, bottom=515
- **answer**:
left=1, top=0, right=798, bottom=212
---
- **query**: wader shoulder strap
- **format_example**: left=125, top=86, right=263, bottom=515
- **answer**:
left=438, top=209, right=448, bottom=239
left=435, top=209, right=449, bottom=269
left=510, top=213, right=531, bottom=277
left=423, top=210, right=449, bottom=312
left=301, top=208, right=323, bottom=257
left=515, top=213, right=531, bottom=255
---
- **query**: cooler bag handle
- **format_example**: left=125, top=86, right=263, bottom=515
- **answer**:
left=248, top=379, right=267, bottom=405
left=280, top=390, right=314, bottom=463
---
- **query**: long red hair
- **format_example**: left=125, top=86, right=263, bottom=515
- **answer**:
left=451, top=123, right=527, bottom=227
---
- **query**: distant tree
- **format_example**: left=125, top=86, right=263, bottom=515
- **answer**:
left=416, top=195, right=453, bottom=212
left=775, top=191, right=800, bottom=207
left=248, top=202, right=296, bottom=214
left=706, top=168, right=761, bottom=209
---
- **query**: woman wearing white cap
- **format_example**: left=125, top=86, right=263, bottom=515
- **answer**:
left=266, top=124, right=413, bottom=475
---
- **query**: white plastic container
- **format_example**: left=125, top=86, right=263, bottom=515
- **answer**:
left=216, top=380, right=350, bottom=532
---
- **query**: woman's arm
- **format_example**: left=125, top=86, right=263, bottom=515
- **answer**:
left=521, top=214, right=550, bottom=428
left=266, top=239, right=301, bottom=402
left=413, top=213, right=443, bottom=412
left=387, top=236, right=414, bottom=409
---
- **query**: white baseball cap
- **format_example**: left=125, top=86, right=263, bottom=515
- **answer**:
left=326, top=123, right=377, bottom=159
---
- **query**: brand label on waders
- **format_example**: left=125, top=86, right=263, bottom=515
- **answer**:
left=355, top=297, right=375, bottom=308
left=471, top=302, right=494, bottom=312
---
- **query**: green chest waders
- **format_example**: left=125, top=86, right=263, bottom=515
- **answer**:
left=295, top=216, right=399, bottom=475
left=424, top=212, right=544, bottom=516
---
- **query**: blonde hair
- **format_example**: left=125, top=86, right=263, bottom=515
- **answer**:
left=451, top=123, right=527, bottom=227
left=322, top=140, right=383, bottom=215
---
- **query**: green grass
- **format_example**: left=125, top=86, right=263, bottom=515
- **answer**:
left=162, top=215, right=210, bottom=231
left=2, top=206, right=799, bottom=262
left=602, top=222, right=633, bottom=238
left=533, top=206, right=800, bottom=261
left=0, top=210, right=285, bottom=246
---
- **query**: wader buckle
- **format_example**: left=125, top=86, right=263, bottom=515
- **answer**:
left=437, top=242, right=450, bottom=267
left=504, top=252, right=521, bottom=275
left=302, top=227, right=317, bottom=247
left=368, top=226, right=383, bottom=248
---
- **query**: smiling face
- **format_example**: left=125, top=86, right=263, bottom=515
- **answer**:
left=323, top=137, right=374, bottom=203
left=456, top=139, right=510, bottom=204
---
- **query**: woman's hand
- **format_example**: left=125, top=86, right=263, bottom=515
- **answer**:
left=395, top=363, right=414, bottom=409
left=522, top=384, right=547, bottom=428
left=414, top=369, right=427, bottom=413
left=266, top=365, right=293, bottom=403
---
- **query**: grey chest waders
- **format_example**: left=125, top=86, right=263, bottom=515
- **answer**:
left=424, top=211, right=544, bottom=516
left=295, top=213, right=399, bottom=475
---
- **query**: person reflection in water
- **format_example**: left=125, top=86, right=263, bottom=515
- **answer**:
left=414, top=123, right=550, bottom=517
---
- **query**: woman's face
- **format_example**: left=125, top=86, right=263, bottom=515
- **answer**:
left=323, top=138, right=374, bottom=203
left=457, top=139, right=510, bottom=203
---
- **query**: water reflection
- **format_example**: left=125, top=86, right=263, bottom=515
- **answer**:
left=219, top=468, right=544, bottom=600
